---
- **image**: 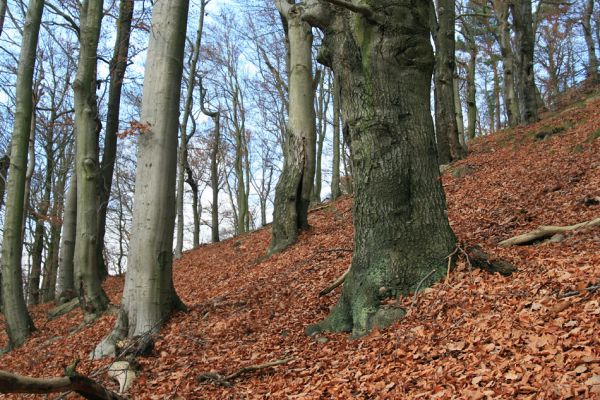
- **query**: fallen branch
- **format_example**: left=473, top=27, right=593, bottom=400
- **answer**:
left=48, top=298, right=80, bottom=319
left=197, top=358, right=292, bottom=387
left=499, top=217, right=600, bottom=247
left=560, top=284, right=600, bottom=298
left=319, top=267, right=350, bottom=297
left=0, top=370, right=124, bottom=400
left=466, top=245, right=517, bottom=276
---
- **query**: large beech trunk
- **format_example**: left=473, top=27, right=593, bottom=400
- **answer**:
left=0, top=0, right=43, bottom=348
left=94, top=0, right=189, bottom=358
left=304, top=0, right=456, bottom=337
left=57, top=176, right=76, bottom=301
left=73, top=0, right=109, bottom=314
left=270, top=3, right=316, bottom=253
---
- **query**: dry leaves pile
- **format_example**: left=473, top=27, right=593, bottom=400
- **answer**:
left=0, top=95, right=599, bottom=399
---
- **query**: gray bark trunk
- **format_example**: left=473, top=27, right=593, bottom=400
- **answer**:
left=493, top=1, right=519, bottom=127
left=0, top=0, right=6, bottom=38
left=304, top=0, right=456, bottom=337
left=466, top=47, right=477, bottom=140
left=270, top=2, right=316, bottom=253
left=582, top=0, right=598, bottom=82
left=454, top=78, right=465, bottom=147
left=512, top=0, right=538, bottom=123
left=73, top=0, right=109, bottom=314
left=0, top=0, right=44, bottom=348
left=96, top=0, right=134, bottom=279
left=57, top=176, right=76, bottom=302
left=331, top=73, right=341, bottom=200
left=94, top=0, right=189, bottom=358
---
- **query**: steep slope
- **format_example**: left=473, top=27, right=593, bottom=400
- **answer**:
left=0, top=94, right=599, bottom=399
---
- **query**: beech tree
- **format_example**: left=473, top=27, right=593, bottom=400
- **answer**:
left=269, top=0, right=316, bottom=253
left=94, top=0, right=189, bottom=358
left=581, top=0, right=598, bottom=82
left=278, top=0, right=459, bottom=336
left=0, top=0, right=44, bottom=348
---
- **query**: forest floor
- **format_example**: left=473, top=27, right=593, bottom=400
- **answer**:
left=1, top=90, right=600, bottom=399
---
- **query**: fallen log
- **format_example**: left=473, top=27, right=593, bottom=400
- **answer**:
left=0, top=370, right=124, bottom=400
left=466, top=245, right=517, bottom=276
left=499, top=217, right=600, bottom=247
left=319, top=267, right=350, bottom=297
left=197, top=358, right=292, bottom=387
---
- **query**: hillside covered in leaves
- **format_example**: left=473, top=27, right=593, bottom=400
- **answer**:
left=1, top=92, right=599, bottom=399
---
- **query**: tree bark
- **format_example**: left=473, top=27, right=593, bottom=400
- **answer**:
left=433, top=0, right=464, bottom=164
left=57, top=175, right=76, bottom=302
left=94, top=0, right=189, bottom=358
left=0, top=0, right=43, bottom=348
left=270, top=2, right=316, bottom=253
left=493, top=0, right=519, bottom=127
left=511, top=0, right=538, bottom=124
left=96, top=0, right=135, bottom=279
left=582, top=0, right=599, bottom=82
left=453, top=77, right=465, bottom=147
left=331, top=72, right=341, bottom=200
left=304, top=0, right=456, bottom=337
left=0, top=0, right=6, bottom=38
left=73, top=0, right=109, bottom=314
left=466, top=46, right=477, bottom=141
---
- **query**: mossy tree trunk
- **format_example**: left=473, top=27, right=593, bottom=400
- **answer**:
left=73, top=0, right=109, bottom=315
left=94, top=0, right=189, bottom=358
left=0, top=0, right=44, bottom=348
left=270, top=1, right=316, bottom=254
left=303, top=0, right=456, bottom=337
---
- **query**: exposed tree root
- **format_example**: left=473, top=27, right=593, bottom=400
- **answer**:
left=0, top=369, right=124, bottom=400
left=498, top=217, right=600, bottom=247
left=197, top=358, right=293, bottom=387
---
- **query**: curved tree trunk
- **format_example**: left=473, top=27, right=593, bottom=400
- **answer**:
left=73, top=0, right=109, bottom=315
left=0, top=0, right=44, bottom=348
left=304, top=0, right=456, bottom=337
left=96, top=0, right=135, bottom=280
left=94, top=0, right=189, bottom=358
left=270, top=2, right=316, bottom=254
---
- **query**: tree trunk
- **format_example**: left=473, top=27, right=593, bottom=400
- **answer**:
left=331, top=73, right=342, bottom=200
left=209, top=114, right=220, bottom=243
left=466, top=46, right=477, bottom=141
left=312, top=69, right=328, bottom=203
left=454, top=78, right=465, bottom=147
left=73, top=0, right=109, bottom=315
left=512, top=0, right=538, bottom=124
left=0, top=0, right=44, bottom=348
left=96, top=0, right=134, bottom=280
left=94, top=0, right=189, bottom=358
left=175, top=0, right=206, bottom=257
left=42, top=168, right=66, bottom=302
left=0, top=0, right=6, bottom=38
left=582, top=0, right=599, bottom=82
left=433, top=0, right=464, bottom=164
left=57, top=176, right=76, bottom=302
left=304, top=0, right=456, bottom=337
left=185, top=158, right=200, bottom=248
left=494, top=1, right=519, bottom=127
left=270, top=3, right=316, bottom=253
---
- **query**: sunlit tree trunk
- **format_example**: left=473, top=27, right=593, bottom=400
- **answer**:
left=96, top=0, right=134, bottom=279
left=94, top=0, right=189, bottom=358
left=0, top=0, right=44, bottom=348
left=73, top=0, right=109, bottom=314
left=270, top=1, right=316, bottom=253
left=466, top=46, right=477, bottom=140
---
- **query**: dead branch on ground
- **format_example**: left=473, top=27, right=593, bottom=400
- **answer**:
left=499, top=217, right=600, bottom=247
left=197, top=358, right=293, bottom=387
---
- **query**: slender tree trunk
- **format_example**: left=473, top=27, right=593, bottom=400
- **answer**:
left=175, top=0, right=206, bottom=257
left=454, top=78, right=465, bottom=147
left=494, top=1, right=519, bottom=127
left=57, top=176, right=76, bottom=302
left=582, top=0, right=598, bottom=82
left=0, top=0, right=6, bottom=38
left=270, top=3, right=316, bottom=253
left=209, top=115, right=220, bottom=243
left=73, top=0, right=109, bottom=314
left=466, top=47, right=477, bottom=140
left=331, top=73, right=341, bottom=200
left=184, top=158, right=200, bottom=248
left=492, top=62, right=501, bottom=131
left=0, top=0, right=44, bottom=348
left=512, top=0, right=538, bottom=123
left=94, top=0, right=189, bottom=358
left=96, top=0, right=134, bottom=280
left=313, top=70, right=328, bottom=203
left=433, top=0, right=464, bottom=164
left=304, top=0, right=456, bottom=337
left=42, top=198, right=62, bottom=302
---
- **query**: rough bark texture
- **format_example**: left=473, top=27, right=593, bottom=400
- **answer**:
left=512, top=0, right=538, bottom=124
left=331, top=73, right=342, bottom=200
left=305, top=0, right=456, bottom=337
left=433, top=0, right=464, bottom=163
left=57, top=176, right=76, bottom=302
left=493, top=0, right=519, bottom=127
left=270, top=3, right=316, bottom=254
left=96, top=0, right=134, bottom=278
left=582, top=0, right=598, bottom=82
left=466, top=46, right=477, bottom=141
left=73, top=0, right=109, bottom=314
left=94, top=0, right=189, bottom=358
left=0, top=0, right=43, bottom=348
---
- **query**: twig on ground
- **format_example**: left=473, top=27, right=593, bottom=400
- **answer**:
left=197, top=358, right=293, bottom=387
left=412, top=269, right=436, bottom=307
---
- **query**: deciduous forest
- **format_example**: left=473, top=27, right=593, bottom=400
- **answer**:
left=0, top=0, right=598, bottom=398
